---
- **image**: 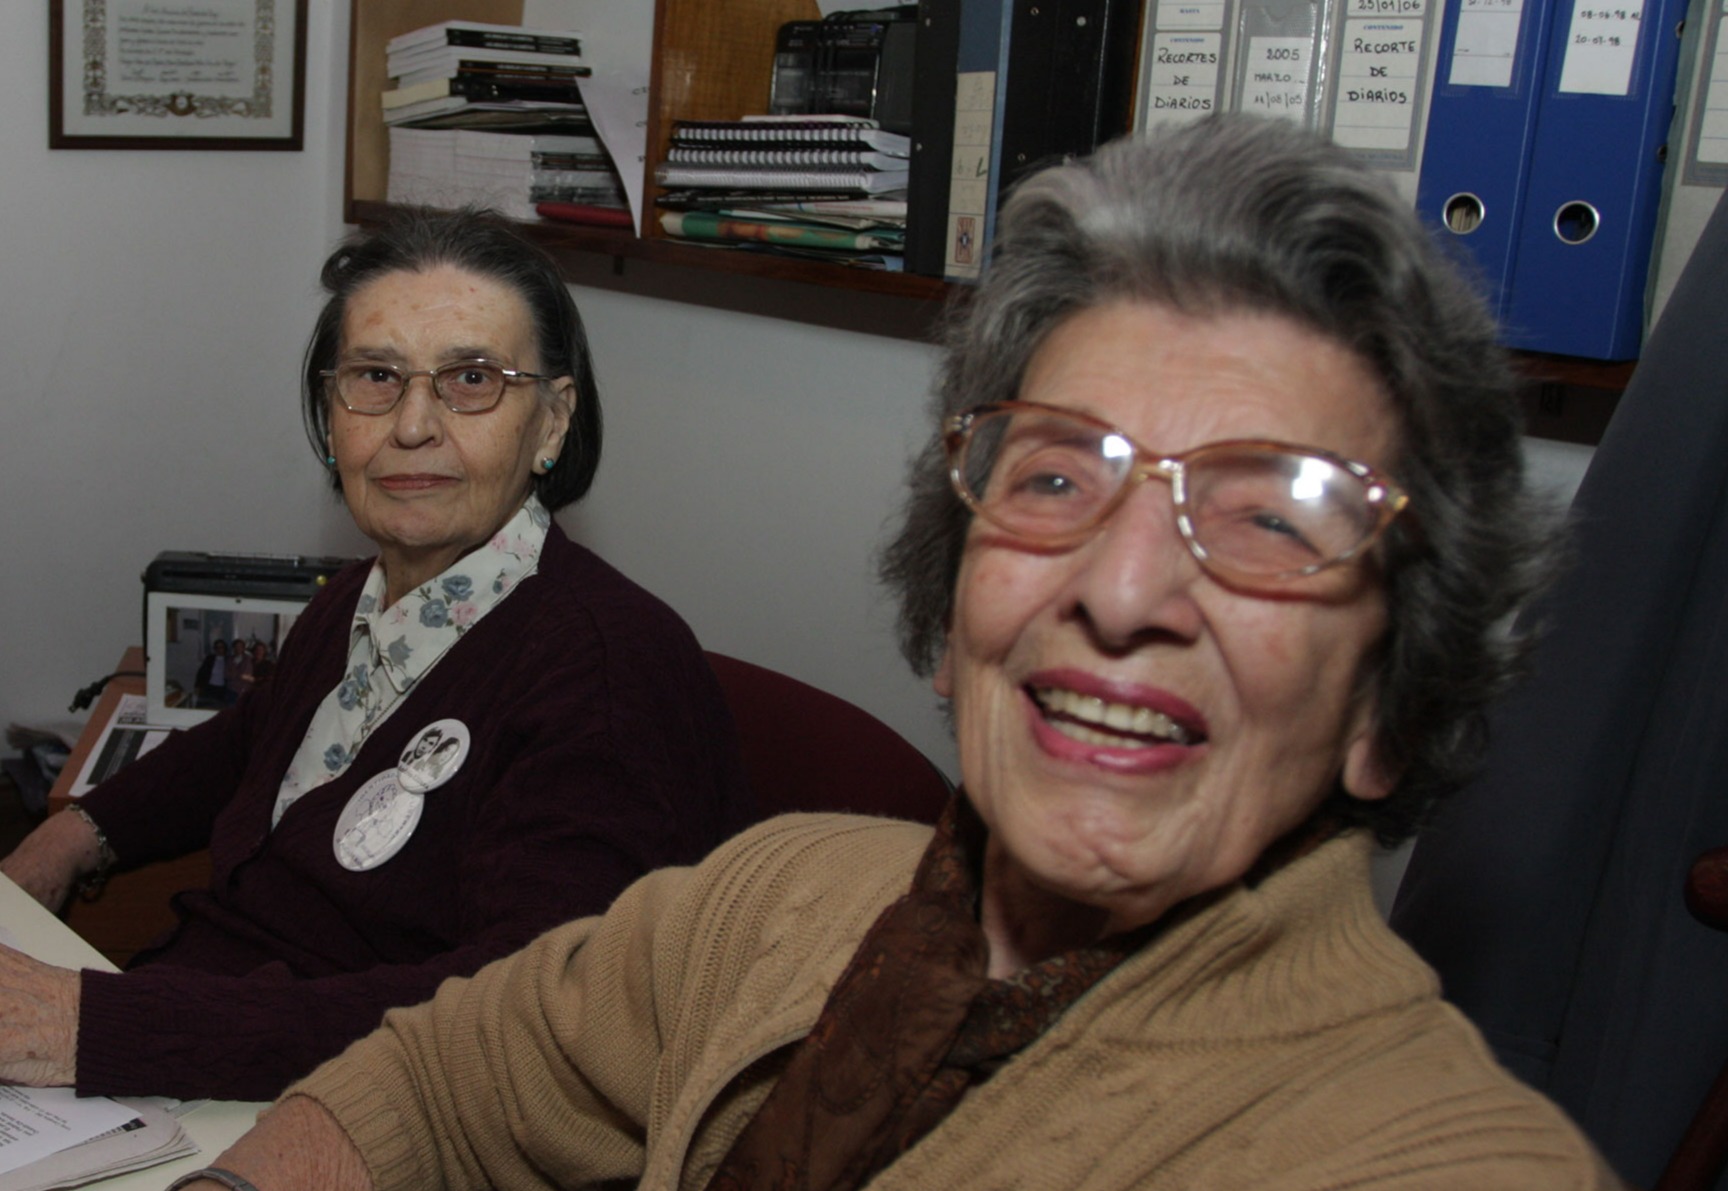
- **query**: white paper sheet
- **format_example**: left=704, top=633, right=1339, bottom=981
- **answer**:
left=1241, top=36, right=1317, bottom=121
left=523, top=0, right=655, bottom=231
left=68, top=694, right=171, bottom=799
left=1557, top=0, right=1646, bottom=95
left=0, top=1088, right=138, bottom=1180
left=1449, top=0, right=1525, bottom=88
left=1333, top=16, right=1427, bottom=150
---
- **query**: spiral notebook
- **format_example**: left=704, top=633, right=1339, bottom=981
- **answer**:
left=666, top=146, right=908, bottom=170
left=670, top=118, right=911, bottom=155
left=654, top=164, right=910, bottom=194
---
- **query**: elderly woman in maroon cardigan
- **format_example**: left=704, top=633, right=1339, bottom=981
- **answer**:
left=0, top=209, right=751, bottom=1102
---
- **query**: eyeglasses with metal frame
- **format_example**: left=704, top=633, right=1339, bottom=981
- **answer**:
left=321, top=358, right=553, bottom=416
left=943, top=401, right=1410, bottom=588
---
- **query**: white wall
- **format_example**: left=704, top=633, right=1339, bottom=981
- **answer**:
left=0, top=2, right=957, bottom=772
left=0, top=4, right=1600, bottom=797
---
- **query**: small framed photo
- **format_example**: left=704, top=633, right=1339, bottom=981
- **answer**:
left=50, top=0, right=307, bottom=150
left=145, top=591, right=304, bottom=727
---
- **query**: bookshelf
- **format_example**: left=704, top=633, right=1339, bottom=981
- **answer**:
left=344, top=0, right=947, bottom=301
left=342, top=0, right=1634, bottom=434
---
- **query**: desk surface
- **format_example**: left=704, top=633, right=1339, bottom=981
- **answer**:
left=0, top=873, right=265, bottom=1187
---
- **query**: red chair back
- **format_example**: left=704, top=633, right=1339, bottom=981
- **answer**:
left=705, top=651, right=951, bottom=825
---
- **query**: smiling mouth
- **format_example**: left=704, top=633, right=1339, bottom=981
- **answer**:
left=1029, top=686, right=1202, bottom=748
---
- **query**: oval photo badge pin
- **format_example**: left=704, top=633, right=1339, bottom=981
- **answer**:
left=396, top=718, right=471, bottom=794
left=334, top=769, right=424, bottom=872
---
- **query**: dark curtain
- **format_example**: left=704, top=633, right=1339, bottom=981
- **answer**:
left=1391, top=188, right=1728, bottom=1190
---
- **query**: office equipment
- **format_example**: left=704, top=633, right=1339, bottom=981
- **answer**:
left=1415, top=0, right=1562, bottom=326
left=1647, top=0, right=1728, bottom=330
left=142, top=552, right=350, bottom=728
left=768, top=8, right=919, bottom=133
left=905, top=0, right=962, bottom=275
left=1500, top=0, right=1690, bottom=359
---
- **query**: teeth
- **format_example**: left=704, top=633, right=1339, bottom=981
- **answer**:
left=1033, top=687, right=1194, bottom=746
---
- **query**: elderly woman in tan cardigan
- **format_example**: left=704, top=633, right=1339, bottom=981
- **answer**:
left=172, top=114, right=1617, bottom=1191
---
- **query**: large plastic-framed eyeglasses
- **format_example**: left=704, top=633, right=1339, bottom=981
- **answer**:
left=943, top=401, right=1410, bottom=587
left=321, top=359, right=553, bottom=416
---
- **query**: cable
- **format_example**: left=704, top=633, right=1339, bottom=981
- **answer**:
left=69, top=671, right=146, bottom=714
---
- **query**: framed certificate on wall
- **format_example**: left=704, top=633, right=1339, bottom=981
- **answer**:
left=50, top=0, right=307, bottom=150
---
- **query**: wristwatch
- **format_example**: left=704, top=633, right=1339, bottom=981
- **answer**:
left=165, top=1168, right=262, bottom=1191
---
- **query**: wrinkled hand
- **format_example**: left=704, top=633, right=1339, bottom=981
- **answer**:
left=0, top=810, right=103, bottom=914
left=0, top=944, right=78, bottom=1086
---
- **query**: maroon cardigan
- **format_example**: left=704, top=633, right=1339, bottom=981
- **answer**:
left=75, top=525, right=751, bottom=1100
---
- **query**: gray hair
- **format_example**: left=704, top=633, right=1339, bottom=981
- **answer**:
left=879, top=113, right=1559, bottom=846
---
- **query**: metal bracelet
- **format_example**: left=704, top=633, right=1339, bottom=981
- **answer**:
left=65, top=804, right=115, bottom=900
left=165, top=1166, right=264, bottom=1191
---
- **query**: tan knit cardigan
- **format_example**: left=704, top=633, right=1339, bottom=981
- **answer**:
left=293, top=813, right=1621, bottom=1190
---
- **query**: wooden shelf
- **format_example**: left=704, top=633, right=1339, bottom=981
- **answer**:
left=343, top=0, right=1633, bottom=439
left=350, top=199, right=949, bottom=301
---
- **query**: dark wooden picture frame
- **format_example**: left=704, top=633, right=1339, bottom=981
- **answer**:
left=50, top=0, right=307, bottom=150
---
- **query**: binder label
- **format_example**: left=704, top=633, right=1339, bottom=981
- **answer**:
left=1334, top=16, right=1427, bottom=150
left=1557, top=0, right=1645, bottom=95
left=1449, top=0, right=1526, bottom=88
left=1697, top=0, right=1728, bottom=167
left=1144, top=33, right=1227, bottom=122
left=1158, top=0, right=1230, bottom=27
left=1242, top=36, right=1319, bottom=120
left=946, top=70, right=997, bottom=281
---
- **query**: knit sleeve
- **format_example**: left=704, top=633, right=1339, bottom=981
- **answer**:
left=289, top=861, right=694, bottom=1191
left=286, top=816, right=929, bottom=1191
left=72, top=543, right=750, bottom=1103
left=76, top=568, right=356, bottom=866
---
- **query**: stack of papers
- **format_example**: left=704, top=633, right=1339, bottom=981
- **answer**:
left=0, top=1092, right=196, bottom=1190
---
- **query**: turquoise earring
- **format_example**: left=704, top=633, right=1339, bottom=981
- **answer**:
left=542, top=458, right=557, bottom=471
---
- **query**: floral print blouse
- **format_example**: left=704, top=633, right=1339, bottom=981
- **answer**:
left=271, top=498, right=552, bottom=827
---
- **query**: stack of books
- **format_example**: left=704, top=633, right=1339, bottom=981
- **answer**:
left=382, top=19, right=590, bottom=127
left=382, top=20, right=629, bottom=227
left=654, top=115, right=909, bottom=267
left=389, top=129, right=625, bottom=223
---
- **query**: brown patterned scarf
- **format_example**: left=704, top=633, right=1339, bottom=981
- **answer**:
left=703, top=794, right=1149, bottom=1191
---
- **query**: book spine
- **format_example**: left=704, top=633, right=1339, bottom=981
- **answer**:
left=660, top=211, right=897, bottom=250
left=907, top=0, right=962, bottom=276
left=656, top=189, right=878, bottom=207
left=443, top=78, right=587, bottom=104
left=444, top=31, right=582, bottom=54
left=442, top=61, right=591, bottom=80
